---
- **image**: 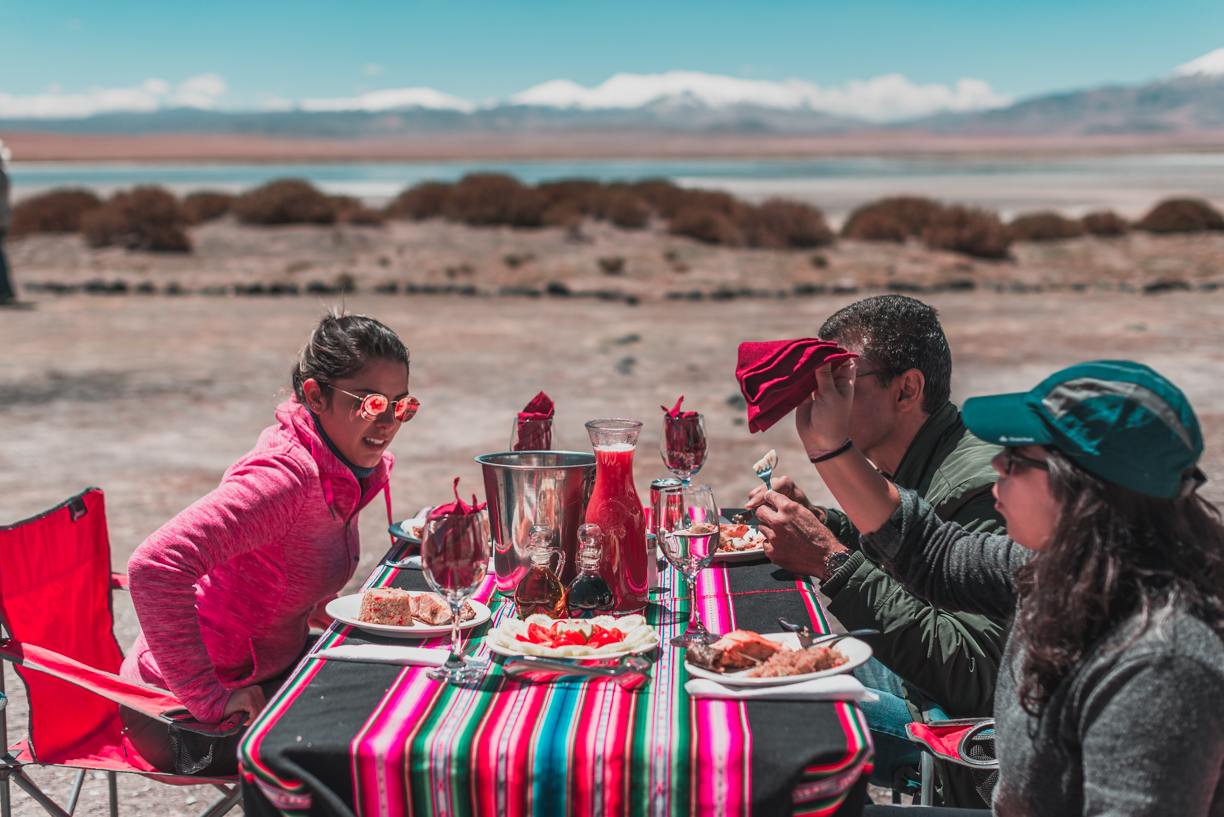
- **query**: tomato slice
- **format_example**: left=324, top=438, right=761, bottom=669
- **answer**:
left=515, top=634, right=534, bottom=644
left=527, top=622, right=554, bottom=645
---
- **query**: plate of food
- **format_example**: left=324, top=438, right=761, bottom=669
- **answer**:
left=713, top=522, right=768, bottom=562
left=387, top=515, right=427, bottom=546
left=485, top=614, right=659, bottom=660
left=684, top=630, right=871, bottom=686
left=326, top=588, right=492, bottom=638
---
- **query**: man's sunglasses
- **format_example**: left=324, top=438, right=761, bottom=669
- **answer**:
left=1001, top=446, right=1049, bottom=475
left=334, top=388, right=420, bottom=422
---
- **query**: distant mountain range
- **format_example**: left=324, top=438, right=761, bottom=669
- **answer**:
left=2, top=50, right=1222, bottom=139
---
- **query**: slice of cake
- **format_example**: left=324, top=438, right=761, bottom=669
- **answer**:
left=358, top=588, right=415, bottom=626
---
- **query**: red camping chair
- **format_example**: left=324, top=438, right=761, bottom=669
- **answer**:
left=905, top=718, right=999, bottom=807
left=0, top=488, right=244, bottom=817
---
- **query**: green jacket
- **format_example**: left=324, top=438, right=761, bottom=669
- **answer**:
left=818, top=401, right=1006, bottom=807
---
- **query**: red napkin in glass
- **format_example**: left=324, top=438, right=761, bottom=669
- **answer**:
left=661, top=397, right=707, bottom=472
left=428, top=478, right=487, bottom=518
left=514, top=391, right=555, bottom=451
left=735, top=339, right=857, bottom=433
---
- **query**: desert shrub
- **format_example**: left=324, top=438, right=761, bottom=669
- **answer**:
left=603, top=189, right=651, bottom=229
left=842, top=212, right=908, bottom=242
left=1136, top=198, right=1224, bottom=234
left=632, top=179, right=689, bottom=218
left=385, top=181, right=452, bottom=220
left=180, top=192, right=234, bottom=224
left=1080, top=210, right=1130, bottom=237
left=739, top=199, right=834, bottom=249
left=9, top=189, right=103, bottom=237
left=923, top=206, right=1011, bottom=259
left=669, top=206, right=742, bottom=246
left=444, top=173, right=547, bottom=227
left=842, top=197, right=943, bottom=240
left=233, top=179, right=336, bottom=225
left=537, top=179, right=603, bottom=214
left=1007, top=211, right=1084, bottom=242
left=80, top=187, right=191, bottom=252
left=329, top=196, right=384, bottom=226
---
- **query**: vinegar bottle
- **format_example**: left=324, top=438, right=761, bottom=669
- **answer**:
left=567, top=523, right=616, bottom=618
left=583, top=419, right=649, bottom=614
left=514, top=525, right=567, bottom=619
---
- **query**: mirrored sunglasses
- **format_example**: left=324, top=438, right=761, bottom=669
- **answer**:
left=334, top=388, right=420, bottom=422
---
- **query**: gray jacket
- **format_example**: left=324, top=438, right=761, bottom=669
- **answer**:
left=862, top=489, right=1224, bottom=816
left=0, top=165, right=10, bottom=231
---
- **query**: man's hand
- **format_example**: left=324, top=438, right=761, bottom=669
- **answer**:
left=746, top=475, right=812, bottom=511
left=796, top=358, right=857, bottom=454
left=222, top=685, right=267, bottom=727
left=754, top=490, right=848, bottom=580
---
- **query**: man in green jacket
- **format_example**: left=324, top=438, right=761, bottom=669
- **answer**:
left=748, top=294, right=1005, bottom=807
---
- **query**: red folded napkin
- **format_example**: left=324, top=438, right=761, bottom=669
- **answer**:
left=661, top=397, right=707, bottom=471
left=428, top=478, right=487, bottom=518
left=735, top=339, right=857, bottom=433
left=514, top=391, right=555, bottom=451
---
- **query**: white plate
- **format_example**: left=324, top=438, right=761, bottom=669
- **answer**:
left=712, top=546, right=768, bottom=564
left=326, top=592, right=492, bottom=639
left=485, top=616, right=660, bottom=660
left=684, top=632, right=872, bottom=687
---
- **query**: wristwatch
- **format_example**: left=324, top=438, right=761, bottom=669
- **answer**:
left=823, top=549, right=852, bottom=579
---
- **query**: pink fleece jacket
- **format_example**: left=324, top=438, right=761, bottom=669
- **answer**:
left=121, top=400, right=393, bottom=724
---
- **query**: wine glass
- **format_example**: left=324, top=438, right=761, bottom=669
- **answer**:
left=511, top=416, right=554, bottom=451
left=659, top=413, right=707, bottom=484
left=420, top=512, right=491, bottom=684
left=656, top=484, right=721, bottom=647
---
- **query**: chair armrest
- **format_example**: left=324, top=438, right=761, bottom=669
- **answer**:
left=0, top=639, right=243, bottom=737
left=111, top=573, right=130, bottom=591
left=906, top=719, right=999, bottom=770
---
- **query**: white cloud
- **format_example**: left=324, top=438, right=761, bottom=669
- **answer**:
left=510, top=70, right=1012, bottom=122
left=1173, top=47, right=1224, bottom=78
left=0, top=73, right=226, bottom=118
left=300, top=87, right=476, bottom=113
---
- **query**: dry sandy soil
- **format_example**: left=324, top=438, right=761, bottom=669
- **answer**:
left=3, top=284, right=1224, bottom=814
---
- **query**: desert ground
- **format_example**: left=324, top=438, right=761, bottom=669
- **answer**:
left=3, top=228, right=1224, bottom=813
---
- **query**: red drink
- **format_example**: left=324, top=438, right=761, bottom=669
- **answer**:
left=584, top=424, right=650, bottom=614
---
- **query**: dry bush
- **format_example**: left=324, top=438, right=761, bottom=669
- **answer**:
left=603, top=189, right=651, bottom=229
left=385, top=182, right=452, bottom=220
left=233, top=179, right=336, bottom=225
left=923, top=206, right=1011, bottom=259
left=180, top=192, right=234, bottom=224
left=80, top=187, right=191, bottom=252
left=633, top=179, right=691, bottom=218
left=537, top=179, right=602, bottom=215
left=329, top=196, right=384, bottom=226
left=739, top=199, right=834, bottom=249
left=1007, top=212, right=1085, bottom=242
left=669, top=206, right=742, bottom=246
left=842, top=197, right=943, bottom=240
left=9, top=189, right=103, bottom=237
left=1136, top=198, right=1224, bottom=233
left=1080, top=210, right=1130, bottom=237
left=444, top=173, right=547, bottom=227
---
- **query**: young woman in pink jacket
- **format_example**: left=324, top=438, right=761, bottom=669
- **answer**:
left=119, top=312, right=417, bottom=775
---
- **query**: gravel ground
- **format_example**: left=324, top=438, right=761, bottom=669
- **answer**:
left=3, top=290, right=1224, bottom=814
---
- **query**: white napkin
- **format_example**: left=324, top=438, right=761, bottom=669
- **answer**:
left=312, top=645, right=448, bottom=666
left=685, top=675, right=878, bottom=702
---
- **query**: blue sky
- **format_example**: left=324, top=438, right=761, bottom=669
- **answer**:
left=1, top=0, right=1221, bottom=111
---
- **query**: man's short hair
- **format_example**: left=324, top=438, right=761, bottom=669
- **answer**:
left=819, top=294, right=952, bottom=415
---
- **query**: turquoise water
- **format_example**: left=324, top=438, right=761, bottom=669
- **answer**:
left=9, top=153, right=1224, bottom=219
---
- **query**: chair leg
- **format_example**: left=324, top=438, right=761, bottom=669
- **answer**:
left=195, top=785, right=241, bottom=817
left=920, top=751, right=934, bottom=806
left=66, top=769, right=86, bottom=815
left=1, top=772, right=10, bottom=817
left=7, top=768, right=71, bottom=817
left=107, top=771, right=118, bottom=817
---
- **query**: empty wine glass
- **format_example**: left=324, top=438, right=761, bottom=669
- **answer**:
left=420, top=512, right=491, bottom=684
left=660, top=413, right=707, bottom=484
left=656, top=484, right=720, bottom=647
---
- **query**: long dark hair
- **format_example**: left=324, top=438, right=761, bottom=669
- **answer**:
left=1013, top=448, right=1224, bottom=714
left=291, top=311, right=409, bottom=403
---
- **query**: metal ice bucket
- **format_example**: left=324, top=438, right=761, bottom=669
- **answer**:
left=476, top=451, right=597, bottom=593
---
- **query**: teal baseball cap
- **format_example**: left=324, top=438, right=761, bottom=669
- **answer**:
left=963, top=360, right=1205, bottom=498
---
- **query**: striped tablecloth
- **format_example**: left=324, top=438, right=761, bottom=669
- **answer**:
left=239, top=552, right=873, bottom=817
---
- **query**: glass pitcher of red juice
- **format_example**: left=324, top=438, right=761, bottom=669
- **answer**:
left=584, top=419, right=649, bottom=614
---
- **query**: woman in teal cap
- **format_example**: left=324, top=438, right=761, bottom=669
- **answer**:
left=791, top=359, right=1224, bottom=816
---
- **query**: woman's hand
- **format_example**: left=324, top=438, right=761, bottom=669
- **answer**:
left=222, top=685, right=267, bottom=726
left=796, top=359, right=856, bottom=454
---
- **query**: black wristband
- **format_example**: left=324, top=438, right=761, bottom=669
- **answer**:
left=810, top=438, right=854, bottom=464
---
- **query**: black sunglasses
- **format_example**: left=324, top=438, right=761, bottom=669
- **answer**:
left=1001, top=446, right=1049, bottom=475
